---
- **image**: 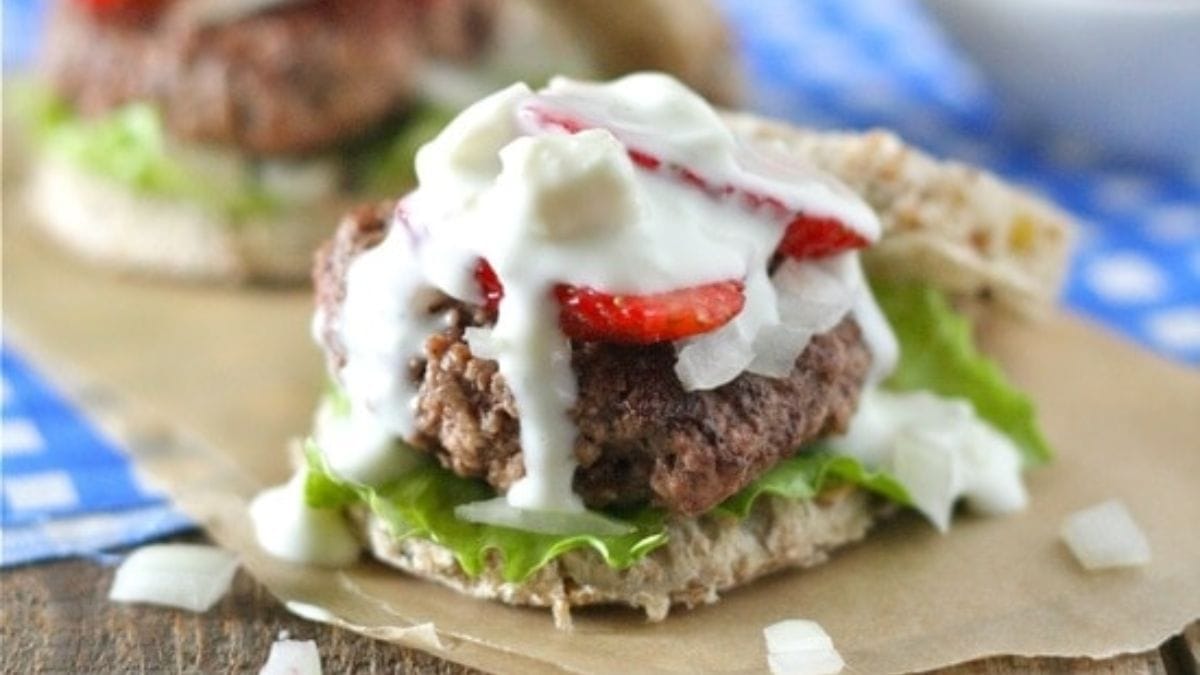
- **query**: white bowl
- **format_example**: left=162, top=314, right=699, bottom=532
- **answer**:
left=922, top=0, right=1200, bottom=170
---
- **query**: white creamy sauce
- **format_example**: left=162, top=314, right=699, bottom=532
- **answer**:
left=829, top=389, right=1028, bottom=531
left=846, top=256, right=900, bottom=385
left=311, top=399, right=424, bottom=486
left=250, top=72, right=1025, bottom=557
left=327, top=72, right=889, bottom=515
left=249, top=471, right=361, bottom=566
left=336, top=222, right=445, bottom=439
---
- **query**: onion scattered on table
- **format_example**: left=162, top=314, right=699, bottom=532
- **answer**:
left=1061, top=499, right=1151, bottom=571
left=108, top=544, right=239, bottom=612
left=259, top=639, right=322, bottom=675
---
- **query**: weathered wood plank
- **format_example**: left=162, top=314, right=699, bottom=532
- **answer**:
left=0, top=553, right=478, bottom=675
left=928, top=654, right=1168, bottom=675
left=1163, top=621, right=1199, bottom=673
left=2, top=548, right=1194, bottom=674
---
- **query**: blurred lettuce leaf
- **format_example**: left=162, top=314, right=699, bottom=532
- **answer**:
left=12, top=85, right=456, bottom=218
left=14, top=84, right=278, bottom=219
left=874, top=281, right=1053, bottom=465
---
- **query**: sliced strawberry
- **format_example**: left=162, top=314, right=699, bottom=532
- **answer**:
left=554, top=279, right=745, bottom=344
left=778, top=215, right=870, bottom=259
left=521, top=105, right=870, bottom=260
left=474, top=258, right=504, bottom=312
left=473, top=259, right=743, bottom=344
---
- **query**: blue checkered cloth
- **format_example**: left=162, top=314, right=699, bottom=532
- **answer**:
left=1, top=348, right=193, bottom=567
left=2, top=0, right=1197, bottom=568
left=718, top=0, right=1200, bottom=363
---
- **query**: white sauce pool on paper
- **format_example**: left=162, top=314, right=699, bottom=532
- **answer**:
left=249, top=471, right=361, bottom=567
left=828, top=389, right=1028, bottom=531
left=325, top=73, right=888, bottom=516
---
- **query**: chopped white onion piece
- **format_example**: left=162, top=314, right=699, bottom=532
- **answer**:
left=108, top=544, right=239, bottom=613
left=260, top=639, right=322, bottom=675
left=764, top=619, right=834, bottom=653
left=773, top=257, right=856, bottom=334
left=1061, top=500, right=1152, bottom=570
left=892, top=430, right=960, bottom=533
left=767, top=650, right=845, bottom=675
left=747, top=324, right=813, bottom=378
left=957, top=425, right=1029, bottom=517
left=830, top=389, right=1028, bottom=532
left=454, top=497, right=634, bottom=536
left=764, top=619, right=844, bottom=675
left=675, top=323, right=755, bottom=391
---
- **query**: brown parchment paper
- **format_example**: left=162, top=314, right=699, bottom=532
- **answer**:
left=4, top=225, right=1199, bottom=675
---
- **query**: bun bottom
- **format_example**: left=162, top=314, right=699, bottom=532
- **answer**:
left=357, top=488, right=886, bottom=629
left=26, top=157, right=348, bottom=284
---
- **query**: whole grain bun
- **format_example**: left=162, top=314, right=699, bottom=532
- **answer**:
left=26, top=156, right=344, bottom=284
left=724, top=113, right=1075, bottom=317
left=358, top=487, right=887, bottom=629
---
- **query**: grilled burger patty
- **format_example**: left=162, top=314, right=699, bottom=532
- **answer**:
left=42, top=0, right=493, bottom=156
left=314, top=204, right=872, bottom=516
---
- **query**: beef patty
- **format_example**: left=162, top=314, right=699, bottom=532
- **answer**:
left=42, top=0, right=493, bottom=156
left=314, top=204, right=873, bottom=517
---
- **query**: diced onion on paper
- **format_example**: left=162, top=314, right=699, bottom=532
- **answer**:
left=108, top=544, right=239, bottom=613
left=455, top=497, right=634, bottom=536
left=764, top=619, right=835, bottom=653
left=768, top=650, right=845, bottom=675
left=763, top=619, right=844, bottom=675
left=1061, top=499, right=1151, bottom=570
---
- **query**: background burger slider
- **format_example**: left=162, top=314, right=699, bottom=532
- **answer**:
left=15, top=0, right=739, bottom=283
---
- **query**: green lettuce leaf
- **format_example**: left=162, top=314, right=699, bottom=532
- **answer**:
left=714, top=449, right=910, bottom=519
left=874, top=282, right=1053, bottom=465
left=303, top=440, right=669, bottom=583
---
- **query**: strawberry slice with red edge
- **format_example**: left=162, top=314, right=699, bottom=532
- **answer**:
left=474, top=259, right=744, bottom=344
left=777, top=215, right=870, bottom=259
left=523, top=105, right=870, bottom=261
left=474, top=258, right=504, bottom=312
left=554, top=279, right=745, bottom=344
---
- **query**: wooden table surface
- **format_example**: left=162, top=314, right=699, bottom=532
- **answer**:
left=3, top=536, right=1197, bottom=674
